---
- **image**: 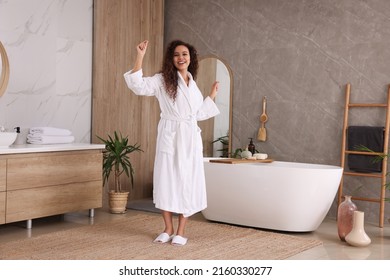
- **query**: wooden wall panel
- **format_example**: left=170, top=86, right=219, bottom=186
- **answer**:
left=92, top=0, right=164, bottom=201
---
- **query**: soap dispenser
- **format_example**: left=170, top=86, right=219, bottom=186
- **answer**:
left=14, top=126, right=24, bottom=145
left=248, top=138, right=256, bottom=155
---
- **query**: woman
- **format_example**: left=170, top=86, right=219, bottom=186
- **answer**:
left=123, top=40, right=220, bottom=246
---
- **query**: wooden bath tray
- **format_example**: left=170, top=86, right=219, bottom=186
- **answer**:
left=209, top=158, right=274, bottom=164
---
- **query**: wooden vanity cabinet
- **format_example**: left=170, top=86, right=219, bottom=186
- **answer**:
left=0, top=159, right=5, bottom=224
left=0, top=149, right=103, bottom=225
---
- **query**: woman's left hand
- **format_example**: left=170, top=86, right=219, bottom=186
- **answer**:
left=209, top=81, right=219, bottom=100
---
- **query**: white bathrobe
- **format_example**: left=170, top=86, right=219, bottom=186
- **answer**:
left=123, top=69, right=220, bottom=217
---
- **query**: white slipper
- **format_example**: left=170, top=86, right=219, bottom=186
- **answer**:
left=171, top=235, right=188, bottom=246
left=153, top=232, right=174, bottom=243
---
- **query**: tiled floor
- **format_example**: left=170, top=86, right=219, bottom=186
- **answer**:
left=1, top=200, right=389, bottom=260
left=287, top=217, right=390, bottom=260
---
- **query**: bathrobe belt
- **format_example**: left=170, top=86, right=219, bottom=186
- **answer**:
left=160, top=114, right=197, bottom=123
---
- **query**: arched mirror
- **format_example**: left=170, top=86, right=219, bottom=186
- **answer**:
left=197, top=55, right=233, bottom=158
left=0, top=40, right=10, bottom=97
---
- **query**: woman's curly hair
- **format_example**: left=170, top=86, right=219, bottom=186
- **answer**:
left=161, top=40, right=199, bottom=101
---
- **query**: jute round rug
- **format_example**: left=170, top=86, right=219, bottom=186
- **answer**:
left=0, top=213, right=322, bottom=260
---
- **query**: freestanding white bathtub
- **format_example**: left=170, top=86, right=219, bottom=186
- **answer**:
left=202, top=159, right=343, bottom=232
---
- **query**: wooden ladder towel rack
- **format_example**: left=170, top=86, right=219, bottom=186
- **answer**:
left=338, top=83, right=390, bottom=228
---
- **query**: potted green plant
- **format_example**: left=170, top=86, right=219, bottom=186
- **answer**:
left=97, top=131, right=143, bottom=214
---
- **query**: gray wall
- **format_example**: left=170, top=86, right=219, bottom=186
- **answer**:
left=165, top=0, right=390, bottom=223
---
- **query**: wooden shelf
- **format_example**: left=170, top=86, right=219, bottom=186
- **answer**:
left=349, top=103, right=388, bottom=108
left=342, top=171, right=382, bottom=178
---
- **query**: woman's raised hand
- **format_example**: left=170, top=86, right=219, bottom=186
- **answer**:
left=132, top=40, right=149, bottom=72
left=136, top=40, right=149, bottom=57
left=209, top=81, right=219, bottom=100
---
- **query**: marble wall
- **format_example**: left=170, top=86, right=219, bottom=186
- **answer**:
left=165, top=0, right=390, bottom=223
left=0, top=0, right=93, bottom=143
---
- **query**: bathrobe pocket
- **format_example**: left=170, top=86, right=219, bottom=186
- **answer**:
left=159, top=131, right=176, bottom=155
left=196, top=127, right=203, bottom=153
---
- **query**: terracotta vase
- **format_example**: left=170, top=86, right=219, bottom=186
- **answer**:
left=345, top=211, right=371, bottom=247
left=337, top=195, right=357, bottom=241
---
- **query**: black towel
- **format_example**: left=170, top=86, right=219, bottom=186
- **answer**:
left=347, top=126, right=384, bottom=173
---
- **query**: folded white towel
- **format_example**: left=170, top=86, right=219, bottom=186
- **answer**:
left=29, top=127, right=72, bottom=136
left=27, top=135, right=75, bottom=144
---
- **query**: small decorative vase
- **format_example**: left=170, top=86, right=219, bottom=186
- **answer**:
left=337, top=195, right=357, bottom=241
left=240, top=146, right=252, bottom=159
left=345, top=211, right=371, bottom=247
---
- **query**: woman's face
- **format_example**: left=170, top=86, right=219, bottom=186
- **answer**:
left=173, top=45, right=190, bottom=71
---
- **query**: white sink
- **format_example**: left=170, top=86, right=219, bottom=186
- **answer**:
left=0, top=132, right=17, bottom=148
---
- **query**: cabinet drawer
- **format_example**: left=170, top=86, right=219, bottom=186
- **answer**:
left=6, top=181, right=102, bottom=223
left=0, top=159, right=5, bottom=192
left=7, top=151, right=102, bottom=190
left=0, top=192, right=5, bottom=224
